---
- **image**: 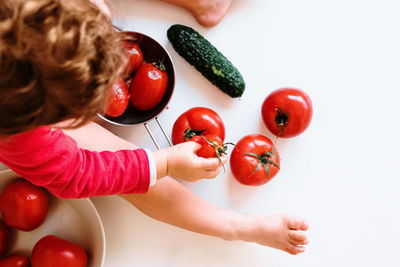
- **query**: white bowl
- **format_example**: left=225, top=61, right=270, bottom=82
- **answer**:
left=0, top=169, right=106, bottom=267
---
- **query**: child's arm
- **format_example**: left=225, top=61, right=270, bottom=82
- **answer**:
left=62, top=120, right=226, bottom=182
left=0, top=122, right=222, bottom=199
left=0, top=126, right=152, bottom=198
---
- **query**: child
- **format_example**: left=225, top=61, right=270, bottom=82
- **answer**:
left=0, top=0, right=309, bottom=255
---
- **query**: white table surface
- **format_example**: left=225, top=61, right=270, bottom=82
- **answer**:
left=2, top=0, right=400, bottom=266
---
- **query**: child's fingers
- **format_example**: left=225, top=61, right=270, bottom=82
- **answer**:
left=200, top=155, right=227, bottom=172
left=198, top=157, right=220, bottom=170
left=182, top=141, right=202, bottom=152
left=203, top=166, right=223, bottom=178
left=203, top=155, right=227, bottom=169
left=219, top=154, right=228, bottom=164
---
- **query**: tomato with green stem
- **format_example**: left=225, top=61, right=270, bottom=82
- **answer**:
left=230, top=134, right=280, bottom=186
left=172, top=107, right=225, bottom=145
left=190, top=134, right=227, bottom=158
left=262, top=88, right=312, bottom=138
left=189, top=134, right=233, bottom=172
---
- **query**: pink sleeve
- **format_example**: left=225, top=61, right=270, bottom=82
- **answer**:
left=0, top=127, right=150, bottom=198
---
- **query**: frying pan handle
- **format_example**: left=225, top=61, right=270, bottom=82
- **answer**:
left=144, top=117, right=173, bottom=150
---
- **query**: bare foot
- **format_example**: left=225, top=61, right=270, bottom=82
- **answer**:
left=242, top=214, right=309, bottom=255
left=163, top=0, right=234, bottom=27
left=191, top=0, right=234, bottom=27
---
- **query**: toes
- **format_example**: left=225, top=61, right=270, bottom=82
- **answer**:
left=193, top=0, right=233, bottom=27
left=287, top=217, right=309, bottom=231
left=196, top=14, right=222, bottom=27
left=285, top=244, right=306, bottom=255
left=288, top=230, right=309, bottom=245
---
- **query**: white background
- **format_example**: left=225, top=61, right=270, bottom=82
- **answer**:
left=3, top=0, right=400, bottom=266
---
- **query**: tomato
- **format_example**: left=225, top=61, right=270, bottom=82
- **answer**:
left=31, top=235, right=87, bottom=267
left=106, top=77, right=130, bottom=117
left=129, top=62, right=168, bottom=111
left=230, top=134, right=280, bottom=186
left=190, top=134, right=226, bottom=158
left=0, top=220, right=10, bottom=256
left=0, top=179, right=49, bottom=231
left=172, top=107, right=225, bottom=145
left=261, top=88, right=312, bottom=138
left=122, top=41, right=143, bottom=76
left=0, top=254, right=30, bottom=267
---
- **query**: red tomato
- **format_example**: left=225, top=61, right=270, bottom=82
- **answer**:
left=172, top=107, right=225, bottom=145
left=106, top=77, right=130, bottom=117
left=0, top=179, right=49, bottom=231
left=31, top=235, right=87, bottom=267
left=230, top=134, right=280, bottom=186
left=122, top=41, right=143, bottom=76
left=0, top=254, right=30, bottom=267
left=0, top=220, right=10, bottom=256
left=190, top=134, right=226, bottom=158
left=129, top=62, right=168, bottom=111
left=261, top=88, right=312, bottom=138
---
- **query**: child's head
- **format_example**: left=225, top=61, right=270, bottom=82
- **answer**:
left=0, top=0, right=126, bottom=136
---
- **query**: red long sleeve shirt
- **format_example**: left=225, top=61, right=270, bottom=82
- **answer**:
left=0, top=126, right=150, bottom=198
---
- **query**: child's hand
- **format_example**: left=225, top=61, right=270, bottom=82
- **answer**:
left=153, top=141, right=227, bottom=182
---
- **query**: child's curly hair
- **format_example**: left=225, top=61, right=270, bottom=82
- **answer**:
left=0, top=0, right=126, bottom=136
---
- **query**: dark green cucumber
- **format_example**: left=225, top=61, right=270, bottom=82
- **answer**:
left=167, top=24, right=245, bottom=98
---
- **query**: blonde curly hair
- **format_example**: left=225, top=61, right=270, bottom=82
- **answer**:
left=0, top=0, right=126, bottom=136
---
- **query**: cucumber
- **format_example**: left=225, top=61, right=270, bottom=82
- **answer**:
left=167, top=24, right=245, bottom=98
